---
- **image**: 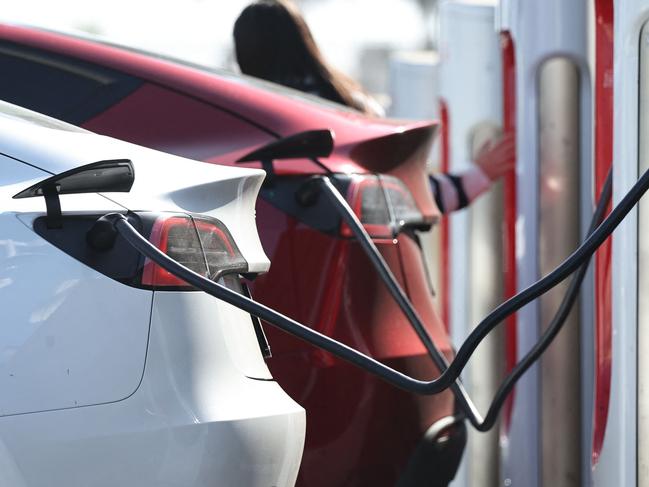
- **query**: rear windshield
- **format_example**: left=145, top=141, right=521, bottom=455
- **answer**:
left=32, top=26, right=361, bottom=115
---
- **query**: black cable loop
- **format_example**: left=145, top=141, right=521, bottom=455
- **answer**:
left=109, top=165, right=641, bottom=428
left=317, top=176, right=484, bottom=425
left=317, top=172, right=613, bottom=430
left=476, top=171, right=612, bottom=430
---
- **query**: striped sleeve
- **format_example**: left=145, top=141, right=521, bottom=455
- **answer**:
left=429, top=166, right=492, bottom=214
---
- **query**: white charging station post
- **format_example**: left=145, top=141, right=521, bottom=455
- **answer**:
left=438, top=2, right=503, bottom=486
left=497, top=0, right=592, bottom=485
left=388, top=49, right=444, bottom=302
left=592, top=0, right=648, bottom=485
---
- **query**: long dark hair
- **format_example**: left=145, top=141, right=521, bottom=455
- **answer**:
left=233, top=0, right=369, bottom=113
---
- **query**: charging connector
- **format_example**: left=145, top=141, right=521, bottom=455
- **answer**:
left=86, top=214, right=120, bottom=251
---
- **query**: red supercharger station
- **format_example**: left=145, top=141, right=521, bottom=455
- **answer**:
left=440, top=1, right=590, bottom=485
left=436, top=0, right=649, bottom=485
left=496, top=0, right=592, bottom=485
left=594, top=0, right=649, bottom=485
left=438, top=2, right=505, bottom=486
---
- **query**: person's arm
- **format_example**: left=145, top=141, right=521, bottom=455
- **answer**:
left=429, top=167, right=492, bottom=214
left=430, top=133, right=516, bottom=214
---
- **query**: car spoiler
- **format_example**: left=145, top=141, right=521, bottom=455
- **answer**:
left=346, top=122, right=439, bottom=222
left=346, top=123, right=437, bottom=173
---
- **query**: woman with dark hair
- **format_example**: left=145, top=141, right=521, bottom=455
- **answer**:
left=233, top=0, right=515, bottom=210
left=233, top=0, right=384, bottom=116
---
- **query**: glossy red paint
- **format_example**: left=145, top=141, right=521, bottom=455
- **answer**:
left=592, top=0, right=613, bottom=466
left=254, top=201, right=454, bottom=487
left=86, top=83, right=275, bottom=163
left=254, top=205, right=452, bottom=362
left=0, top=24, right=459, bottom=486
left=500, top=30, right=518, bottom=434
left=269, top=352, right=453, bottom=487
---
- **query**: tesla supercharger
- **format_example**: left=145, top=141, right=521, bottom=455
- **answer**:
left=438, top=2, right=504, bottom=486
left=388, top=50, right=444, bottom=303
left=389, top=50, right=439, bottom=120
left=497, top=1, right=592, bottom=486
left=592, top=0, right=647, bottom=484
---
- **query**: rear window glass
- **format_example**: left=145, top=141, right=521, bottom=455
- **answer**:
left=0, top=40, right=142, bottom=125
left=30, top=28, right=360, bottom=115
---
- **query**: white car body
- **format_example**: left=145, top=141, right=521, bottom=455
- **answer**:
left=0, top=101, right=305, bottom=487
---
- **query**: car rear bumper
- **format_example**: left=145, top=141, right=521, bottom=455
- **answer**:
left=0, top=291, right=306, bottom=487
left=0, top=378, right=305, bottom=487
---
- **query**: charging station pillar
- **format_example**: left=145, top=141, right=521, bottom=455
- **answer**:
left=388, top=50, right=444, bottom=307
left=593, top=0, right=646, bottom=485
left=438, top=2, right=503, bottom=486
left=497, top=0, right=591, bottom=485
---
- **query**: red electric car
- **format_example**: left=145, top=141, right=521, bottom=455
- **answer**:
left=0, top=25, right=465, bottom=487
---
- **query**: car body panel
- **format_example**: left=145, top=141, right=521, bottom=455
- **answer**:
left=84, top=82, right=276, bottom=165
left=253, top=201, right=455, bottom=486
left=0, top=154, right=153, bottom=415
left=0, top=291, right=305, bottom=487
left=0, top=104, right=305, bottom=486
left=0, top=210, right=152, bottom=415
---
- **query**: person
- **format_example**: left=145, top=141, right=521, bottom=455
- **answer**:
left=233, top=0, right=515, bottom=209
left=233, top=0, right=384, bottom=116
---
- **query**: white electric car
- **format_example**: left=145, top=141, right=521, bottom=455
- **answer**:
left=0, top=101, right=305, bottom=487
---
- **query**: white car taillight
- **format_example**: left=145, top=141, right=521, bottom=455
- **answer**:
left=343, top=174, right=425, bottom=238
left=142, top=214, right=247, bottom=289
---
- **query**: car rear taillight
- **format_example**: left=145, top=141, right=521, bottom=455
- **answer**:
left=259, top=174, right=428, bottom=239
left=142, top=214, right=247, bottom=289
left=31, top=212, right=248, bottom=291
left=343, top=174, right=426, bottom=238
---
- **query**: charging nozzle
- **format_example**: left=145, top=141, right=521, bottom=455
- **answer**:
left=86, top=213, right=123, bottom=251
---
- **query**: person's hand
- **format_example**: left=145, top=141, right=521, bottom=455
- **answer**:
left=474, top=132, right=516, bottom=181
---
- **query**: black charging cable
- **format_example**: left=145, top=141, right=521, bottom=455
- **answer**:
left=475, top=171, right=612, bottom=430
left=316, top=176, right=483, bottom=425
left=107, top=211, right=457, bottom=394
left=106, top=162, right=644, bottom=404
left=317, top=172, right=611, bottom=430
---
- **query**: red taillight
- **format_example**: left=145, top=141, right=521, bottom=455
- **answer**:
left=142, top=214, right=247, bottom=289
left=343, top=174, right=425, bottom=238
